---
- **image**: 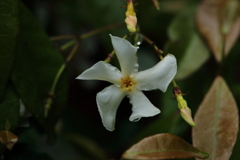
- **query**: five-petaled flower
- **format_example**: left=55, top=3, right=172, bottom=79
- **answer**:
left=76, top=35, right=177, bottom=131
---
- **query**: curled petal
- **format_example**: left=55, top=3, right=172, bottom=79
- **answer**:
left=76, top=61, right=122, bottom=85
left=110, top=35, right=139, bottom=77
left=135, top=54, right=177, bottom=92
left=97, top=85, right=125, bottom=131
left=128, top=90, right=160, bottom=121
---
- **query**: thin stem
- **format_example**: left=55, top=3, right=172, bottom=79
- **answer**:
left=60, top=39, right=77, bottom=51
left=45, top=42, right=79, bottom=117
left=172, top=80, right=178, bottom=87
left=54, top=23, right=122, bottom=81
left=104, top=50, right=115, bottom=63
left=45, top=23, right=124, bottom=117
left=66, top=42, right=80, bottom=63
left=140, top=33, right=180, bottom=91
left=80, top=23, right=124, bottom=39
left=50, top=35, right=75, bottom=41
left=52, top=42, right=79, bottom=95
left=139, top=33, right=164, bottom=59
left=58, top=23, right=124, bottom=51
left=218, top=35, right=226, bottom=75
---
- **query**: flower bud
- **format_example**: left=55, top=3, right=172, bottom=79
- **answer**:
left=173, top=86, right=195, bottom=126
left=125, top=0, right=137, bottom=33
left=179, top=100, right=196, bottom=127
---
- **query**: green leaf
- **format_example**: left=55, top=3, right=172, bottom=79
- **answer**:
left=11, top=2, right=68, bottom=135
left=167, top=5, right=210, bottom=80
left=122, top=133, right=209, bottom=159
left=0, top=83, right=20, bottom=155
left=0, top=84, right=19, bottom=132
left=192, top=76, right=239, bottom=160
left=0, top=0, right=19, bottom=100
left=11, top=43, right=43, bottom=119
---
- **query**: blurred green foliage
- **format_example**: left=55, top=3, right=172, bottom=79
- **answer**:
left=0, top=0, right=239, bottom=159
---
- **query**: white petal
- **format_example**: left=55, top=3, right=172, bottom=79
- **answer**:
left=135, top=54, right=177, bottom=92
left=128, top=90, right=160, bottom=122
left=110, top=35, right=139, bottom=77
left=19, top=99, right=32, bottom=127
left=76, top=61, right=122, bottom=85
left=19, top=99, right=32, bottom=118
left=96, top=85, right=125, bottom=131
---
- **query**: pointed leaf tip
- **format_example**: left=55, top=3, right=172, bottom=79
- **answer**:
left=122, top=133, right=208, bottom=159
left=193, top=76, right=239, bottom=160
left=196, top=0, right=240, bottom=62
left=0, top=131, right=18, bottom=150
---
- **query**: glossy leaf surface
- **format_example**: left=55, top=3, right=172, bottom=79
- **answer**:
left=192, top=76, right=239, bottom=160
left=122, top=133, right=208, bottom=159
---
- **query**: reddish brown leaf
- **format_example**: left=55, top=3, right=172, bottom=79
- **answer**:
left=192, top=76, right=239, bottom=160
left=0, top=131, right=18, bottom=150
left=122, top=133, right=208, bottom=159
left=196, top=0, right=240, bottom=62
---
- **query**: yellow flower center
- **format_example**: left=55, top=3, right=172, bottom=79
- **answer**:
left=120, top=76, right=136, bottom=92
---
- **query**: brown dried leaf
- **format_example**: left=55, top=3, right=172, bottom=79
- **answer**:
left=0, top=131, right=18, bottom=150
left=192, top=76, right=239, bottom=160
left=196, top=0, right=240, bottom=62
left=122, top=133, right=208, bottom=159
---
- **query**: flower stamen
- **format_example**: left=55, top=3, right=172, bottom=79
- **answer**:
left=121, top=76, right=135, bottom=92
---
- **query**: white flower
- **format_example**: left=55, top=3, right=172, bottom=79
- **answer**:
left=76, top=35, right=177, bottom=131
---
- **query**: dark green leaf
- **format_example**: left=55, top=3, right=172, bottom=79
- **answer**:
left=0, top=0, right=19, bottom=100
left=166, top=6, right=210, bottom=80
left=11, top=43, right=43, bottom=119
left=11, top=2, right=68, bottom=136
left=0, top=83, right=20, bottom=155
left=0, top=84, right=19, bottom=132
